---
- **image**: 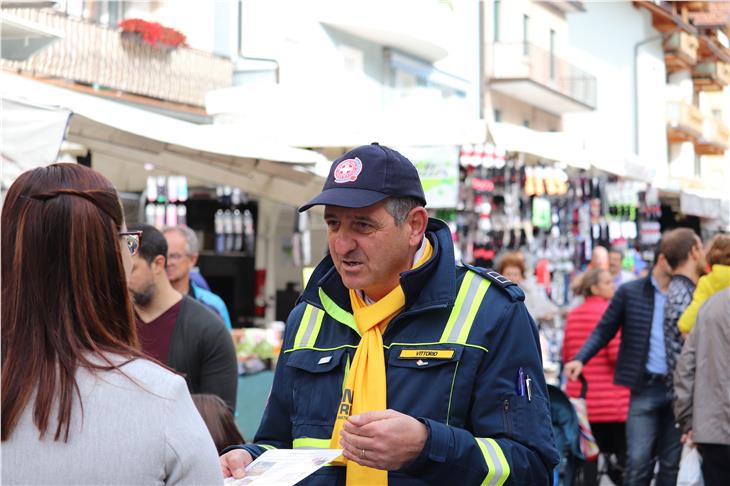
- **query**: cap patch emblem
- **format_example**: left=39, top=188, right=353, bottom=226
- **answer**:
left=333, top=157, right=362, bottom=183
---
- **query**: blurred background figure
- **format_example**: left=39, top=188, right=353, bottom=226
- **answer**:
left=127, top=223, right=238, bottom=411
left=563, top=247, right=679, bottom=486
left=1, top=164, right=221, bottom=485
left=567, top=246, right=612, bottom=312
left=609, top=248, right=636, bottom=288
left=660, top=228, right=706, bottom=388
left=674, top=288, right=730, bottom=486
left=562, top=269, right=628, bottom=485
left=678, top=234, right=730, bottom=335
left=192, top=394, right=245, bottom=454
left=497, top=250, right=557, bottom=325
left=589, top=246, right=609, bottom=271
left=163, top=225, right=232, bottom=330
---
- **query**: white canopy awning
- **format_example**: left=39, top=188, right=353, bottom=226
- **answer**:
left=488, top=122, right=590, bottom=170
left=1, top=73, right=328, bottom=206
left=1, top=96, right=71, bottom=191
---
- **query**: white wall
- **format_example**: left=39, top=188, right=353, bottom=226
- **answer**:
left=494, top=0, right=568, bottom=50
left=491, top=92, right=561, bottom=130
left=563, top=2, right=667, bottom=180
left=484, top=0, right=570, bottom=129
left=698, top=89, right=730, bottom=191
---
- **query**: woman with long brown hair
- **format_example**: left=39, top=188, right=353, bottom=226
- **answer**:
left=1, top=164, right=222, bottom=485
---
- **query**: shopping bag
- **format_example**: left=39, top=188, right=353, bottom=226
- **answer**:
left=677, top=444, right=703, bottom=486
left=568, top=395, right=600, bottom=461
left=567, top=374, right=599, bottom=461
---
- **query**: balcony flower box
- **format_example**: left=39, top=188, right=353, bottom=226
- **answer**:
left=119, top=18, right=186, bottom=51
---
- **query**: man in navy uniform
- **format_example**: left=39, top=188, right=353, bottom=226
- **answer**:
left=220, top=143, right=558, bottom=485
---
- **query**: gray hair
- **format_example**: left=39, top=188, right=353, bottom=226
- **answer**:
left=383, top=196, right=423, bottom=226
left=162, top=225, right=199, bottom=255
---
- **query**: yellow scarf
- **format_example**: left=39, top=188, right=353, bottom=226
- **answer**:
left=330, top=238, right=433, bottom=486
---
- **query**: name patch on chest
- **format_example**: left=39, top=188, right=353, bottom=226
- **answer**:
left=399, top=349, right=455, bottom=360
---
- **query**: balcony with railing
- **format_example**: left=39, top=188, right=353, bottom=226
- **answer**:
left=663, top=31, right=699, bottom=74
left=667, top=101, right=704, bottom=143
left=695, top=117, right=729, bottom=155
left=488, top=42, right=596, bottom=114
left=693, top=60, right=730, bottom=91
left=0, top=8, right=233, bottom=107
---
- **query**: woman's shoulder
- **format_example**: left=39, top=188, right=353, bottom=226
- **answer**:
left=82, top=354, right=186, bottom=399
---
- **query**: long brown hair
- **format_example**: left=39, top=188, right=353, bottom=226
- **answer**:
left=192, top=394, right=245, bottom=453
left=1, top=164, right=146, bottom=442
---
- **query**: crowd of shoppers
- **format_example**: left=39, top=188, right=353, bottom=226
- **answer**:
left=502, top=225, right=727, bottom=486
left=2, top=160, right=728, bottom=486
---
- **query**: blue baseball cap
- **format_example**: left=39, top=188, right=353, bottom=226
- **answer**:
left=298, top=143, right=426, bottom=212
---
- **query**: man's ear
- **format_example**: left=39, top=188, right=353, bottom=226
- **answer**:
left=190, top=253, right=199, bottom=267
left=407, top=207, right=429, bottom=247
left=152, top=254, right=167, bottom=275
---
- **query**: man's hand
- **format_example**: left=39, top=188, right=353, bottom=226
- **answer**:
left=564, top=360, right=583, bottom=381
left=220, top=449, right=253, bottom=479
left=340, top=409, right=428, bottom=471
left=681, top=430, right=695, bottom=448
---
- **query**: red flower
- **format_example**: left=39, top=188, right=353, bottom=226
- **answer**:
left=119, top=18, right=186, bottom=49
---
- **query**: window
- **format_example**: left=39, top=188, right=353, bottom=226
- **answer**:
left=549, top=29, right=556, bottom=80
left=712, top=109, right=722, bottom=120
left=494, top=109, right=502, bottom=122
left=340, top=45, right=364, bottom=78
left=493, top=0, right=500, bottom=42
left=388, top=50, right=468, bottom=98
left=694, top=154, right=701, bottom=178
left=523, top=15, right=530, bottom=55
left=523, top=119, right=530, bottom=128
left=80, top=0, right=126, bottom=26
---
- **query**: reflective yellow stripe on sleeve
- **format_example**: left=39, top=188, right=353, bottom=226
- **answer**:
left=259, top=444, right=277, bottom=451
left=293, top=305, right=325, bottom=349
left=292, top=437, right=332, bottom=449
left=476, top=438, right=510, bottom=486
left=440, top=271, right=491, bottom=345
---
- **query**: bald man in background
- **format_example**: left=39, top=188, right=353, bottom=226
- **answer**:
left=589, top=246, right=609, bottom=271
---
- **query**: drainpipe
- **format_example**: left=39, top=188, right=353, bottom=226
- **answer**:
left=633, top=34, right=662, bottom=155
left=237, top=0, right=280, bottom=83
left=478, top=0, right=485, bottom=120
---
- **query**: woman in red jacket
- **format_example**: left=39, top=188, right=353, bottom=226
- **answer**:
left=563, top=268, right=630, bottom=485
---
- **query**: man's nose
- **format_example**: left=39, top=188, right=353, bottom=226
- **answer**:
left=332, top=231, right=357, bottom=255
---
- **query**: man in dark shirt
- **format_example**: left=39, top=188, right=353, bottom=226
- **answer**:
left=127, top=223, right=238, bottom=411
left=661, top=227, right=706, bottom=379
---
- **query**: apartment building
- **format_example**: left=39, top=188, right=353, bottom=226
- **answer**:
left=636, top=0, right=730, bottom=231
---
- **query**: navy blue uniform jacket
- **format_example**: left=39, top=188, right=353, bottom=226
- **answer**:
left=226, top=219, right=558, bottom=485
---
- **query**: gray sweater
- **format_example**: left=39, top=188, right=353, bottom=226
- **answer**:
left=674, top=288, right=730, bottom=445
left=2, top=354, right=224, bottom=485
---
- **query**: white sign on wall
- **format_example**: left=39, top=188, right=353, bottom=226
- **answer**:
left=401, top=146, right=460, bottom=209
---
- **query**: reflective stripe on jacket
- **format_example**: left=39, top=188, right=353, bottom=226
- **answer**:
left=225, top=219, right=558, bottom=485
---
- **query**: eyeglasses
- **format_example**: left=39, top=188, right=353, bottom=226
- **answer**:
left=119, top=231, right=143, bottom=256
left=167, top=252, right=191, bottom=262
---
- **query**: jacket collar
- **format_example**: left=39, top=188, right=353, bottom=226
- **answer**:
left=299, top=218, right=456, bottom=313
